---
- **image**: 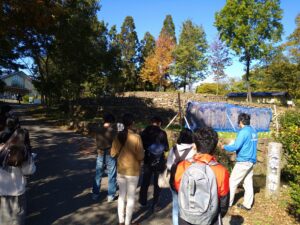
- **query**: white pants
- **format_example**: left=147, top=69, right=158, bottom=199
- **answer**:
left=117, top=173, right=139, bottom=225
left=229, top=161, right=254, bottom=209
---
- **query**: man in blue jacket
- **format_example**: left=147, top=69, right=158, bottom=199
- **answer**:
left=222, top=113, right=258, bottom=210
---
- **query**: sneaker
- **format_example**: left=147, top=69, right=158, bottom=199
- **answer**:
left=236, top=203, right=251, bottom=211
left=107, top=195, right=117, bottom=202
left=92, top=193, right=99, bottom=200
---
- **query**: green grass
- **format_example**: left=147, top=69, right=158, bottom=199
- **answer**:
left=218, top=131, right=271, bottom=139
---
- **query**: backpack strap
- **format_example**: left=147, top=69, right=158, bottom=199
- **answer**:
left=207, top=160, right=219, bottom=166
left=173, top=145, right=192, bottom=163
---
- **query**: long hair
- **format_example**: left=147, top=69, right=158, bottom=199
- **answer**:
left=117, top=113, right=134, bottom=146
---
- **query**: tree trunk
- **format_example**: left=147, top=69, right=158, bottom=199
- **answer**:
left=183, top=75, right=187, bottom=92
left=216, top=78, right=219, bottom=96
left=246, top=55, right=252, bottom=103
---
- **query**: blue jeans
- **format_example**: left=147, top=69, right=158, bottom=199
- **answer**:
left=92, top=150, right=117, bottom=198
left=171, top=189, right=179, bottom=225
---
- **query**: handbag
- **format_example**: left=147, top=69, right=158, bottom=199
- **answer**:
left=158, top=168, right=170, bottom=188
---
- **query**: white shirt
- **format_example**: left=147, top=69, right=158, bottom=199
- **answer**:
left=166, top=143, right=197, bottom=170
left=0, top=157, right=36, bottom=196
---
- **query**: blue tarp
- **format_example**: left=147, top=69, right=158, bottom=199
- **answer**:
left=185, top=102, right=272, bottom=132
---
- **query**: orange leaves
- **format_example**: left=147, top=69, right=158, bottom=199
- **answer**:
left=141, top=32, right=175, bottom=87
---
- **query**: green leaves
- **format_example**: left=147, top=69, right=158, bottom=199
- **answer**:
left=173, top=20, right=208, bottom=92
left=215, top=0, right=283, bottom=101
left=277, top=111, right=300, bottom=217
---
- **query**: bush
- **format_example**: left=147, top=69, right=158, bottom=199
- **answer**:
left=277, top=110, right=300, bottom=218
left=22, top=95, right=29, bottom=103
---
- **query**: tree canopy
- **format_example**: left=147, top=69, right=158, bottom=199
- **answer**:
left=173, top=20, right=208, bottom=92
left=215, top=0, right=283, bottom=102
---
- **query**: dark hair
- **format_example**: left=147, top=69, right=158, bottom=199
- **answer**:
left=177, top=128, right=193, bottom=144
left=117, top=113, right=134, bottom=145
left=193, top=127, right=218, bottom=154
left=7, top=145, right=27, bottom=167
left=238, top=113, right=251, bottom=126
left=6, top=117, right=17, bottom=130
left=150, top=116, right=163, bottom=125
left=103, top=113, right=115, bottom=123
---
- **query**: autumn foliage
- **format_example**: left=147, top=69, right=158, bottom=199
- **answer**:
left=140, top=32, right=175, bottom=88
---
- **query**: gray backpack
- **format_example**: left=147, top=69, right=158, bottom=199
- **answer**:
left=178, top=161, right=219, bottom=225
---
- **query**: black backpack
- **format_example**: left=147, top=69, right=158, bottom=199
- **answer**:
left=169, top=145, right=192, bottom=191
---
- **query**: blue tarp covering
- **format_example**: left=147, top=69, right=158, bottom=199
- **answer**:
left=186, top=102, right=272, bottom=132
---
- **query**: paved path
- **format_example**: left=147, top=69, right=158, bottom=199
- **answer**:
left=13, top=105, right=235, bottom=225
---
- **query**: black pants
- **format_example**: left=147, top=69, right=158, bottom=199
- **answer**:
left=139, top=164, right=161, bottom=206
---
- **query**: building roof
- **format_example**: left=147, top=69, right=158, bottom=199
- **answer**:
left=226, top=91, right=289, bottom=98
left=0, top=71, right=32, bottom=81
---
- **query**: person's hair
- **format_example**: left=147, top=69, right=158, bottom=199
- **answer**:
left=6, top=117, right=16, bottom=130
left=103, top=113, right=115, bottom=123
left=193, top=127, right=218, bottom=154
left=238, top=113, right=251, bottom=126
left=7, top=145, right=27, bottom=167
left=150, top=116, right=163, bottom=125
left=117, top=113, right=134, bottom=145
left=177, top=128, right=193, bottom=144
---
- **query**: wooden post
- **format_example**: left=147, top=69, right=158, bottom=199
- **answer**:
left=273, top=105, right=279, bottom=137
left=178, top=92, right=182, bottom=127
left=265, top=142, right=282, bottom=198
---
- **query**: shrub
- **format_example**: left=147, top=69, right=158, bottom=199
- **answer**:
left=277, top=110, right=300, bottom=218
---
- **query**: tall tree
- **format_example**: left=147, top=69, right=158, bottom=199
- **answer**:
left=139, top=32, right=156, bottom=67
left=139, top=32, right=156, bottom=90
left=286, top=13, right=300, bottom=63
left=118, top=16, right=139, bottom=91
left=215, top=0, right=283, bottom=102
left=160, top=15, right=176, bottom=43
left=173, top=20, right=208, bottom=92
left=209, top=36, right=232, bottom=95
left=140, top=32, right=175, bottom=90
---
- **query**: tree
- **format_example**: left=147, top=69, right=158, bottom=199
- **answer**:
left=215, top=0, right=283, bottom=102
left=140, top=32, right=175, bottom=90
left=173, top=20, right=208, bottom=92
left=0, top=0, right=61, bottom=74
left=286, top=14, right=300, bottom=63
left=160, top=15, right=176, bottom=43
left=196, top=83, right=228, bottom=95
left=118, top=16, right=139, bottom=91
left=139, top=32, right=156, bottom=90
left=139, top=32, right=156, bottom=67
left=209, top=36, right=232, bottom=95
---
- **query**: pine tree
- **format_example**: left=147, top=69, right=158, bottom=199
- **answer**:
left=160, top=15, right=176, bottom=43
left=118, top=16, right=139, bottom=91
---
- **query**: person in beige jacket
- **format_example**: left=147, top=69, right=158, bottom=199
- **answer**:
left=111, top=113, right=144, bottom=225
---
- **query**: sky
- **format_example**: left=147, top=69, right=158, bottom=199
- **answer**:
left=97, top=0, right=300, bottom=83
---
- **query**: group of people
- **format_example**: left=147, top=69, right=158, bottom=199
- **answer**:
left=92, top=112, right=258, bottom=225
left=0, top=108, right=36, bottom=225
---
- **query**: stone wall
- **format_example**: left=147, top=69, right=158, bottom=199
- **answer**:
left=118, top=91, right=227, bottom=110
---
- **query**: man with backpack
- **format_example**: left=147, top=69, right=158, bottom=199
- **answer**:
left=221, top=113, right=258, bottom=211
left=92, top=113, right=118, bottom=202
left=139, top=116, right=169, bottom=211
left=175, top=127, right=230, bottom=225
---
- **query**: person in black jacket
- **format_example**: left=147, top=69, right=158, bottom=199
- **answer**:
left=139, top=116, right=169, bottom=211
